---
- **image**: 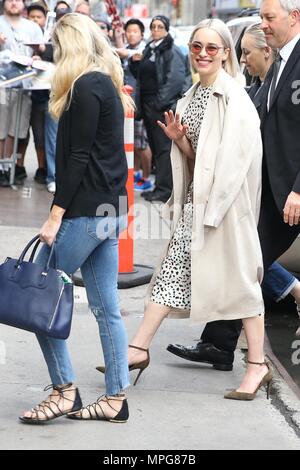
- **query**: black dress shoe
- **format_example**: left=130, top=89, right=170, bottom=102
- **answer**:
left=167, top=341, right=234, bottom=371
left=34, top=168, right=47, bottom=185
left=143, top=190, right=171, bottom=203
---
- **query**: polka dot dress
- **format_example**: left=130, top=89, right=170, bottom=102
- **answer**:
left=151, top=85, right=213, bottom=309
left=184, top=84, right=213, bottom=154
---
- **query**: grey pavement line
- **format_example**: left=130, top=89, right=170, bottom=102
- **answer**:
left=0, top=376, right=224, bottom=395
left=265, top=335, right=300, bottom=400
left=264, top=337, right=300, bottom=436
left=268, top=377, right=300, bottom=437
left=226, top=343, right=300, bottom=437
left=0, top=225, right=38, bottom=230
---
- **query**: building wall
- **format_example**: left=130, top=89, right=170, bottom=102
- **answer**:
left=214, top=0, right=260, bottom=18
left=138, top=0, right=210, bottom=25
left=180, top=0, right=210, bottom=25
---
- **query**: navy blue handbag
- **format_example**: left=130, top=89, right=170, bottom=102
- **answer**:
left=0, top=235, right=74, bottom=339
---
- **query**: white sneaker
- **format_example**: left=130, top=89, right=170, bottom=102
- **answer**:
left=47, top=182, right=56, bottom=194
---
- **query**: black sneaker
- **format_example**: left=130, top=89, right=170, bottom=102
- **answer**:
left=15, top=165, right=27, bottom=180
left=34, top=168, right=47, bottom=185
left=143, top=189, right=171, bottom=203
left=0, top=171, right=10, bottom=187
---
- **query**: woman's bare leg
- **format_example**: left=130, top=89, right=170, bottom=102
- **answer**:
left=128, top=301, right=171, bottom=364
left=236, top=316, right=268, bottom=393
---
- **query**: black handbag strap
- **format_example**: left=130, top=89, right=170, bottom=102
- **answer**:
left=17, top=235, right=57, bottom=271
left=29, top=239, right=41, bottom=263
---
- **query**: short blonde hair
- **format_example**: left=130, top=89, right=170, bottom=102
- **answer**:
left=190, top=18, right=240, bottom=78
left=49, top=13, right=133, bottom=119
left=244, top=23, right=276, bottom=58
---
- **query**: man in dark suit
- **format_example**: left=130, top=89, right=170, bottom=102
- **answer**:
left=167, top=0, right=300, bottom=370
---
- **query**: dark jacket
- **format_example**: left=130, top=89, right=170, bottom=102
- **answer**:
left=247, top=77, right=269, bottom=117
left=260, top=38, right=300, bottom=212
left=130, top=34, right=191, bottom=114
left=53, top=72, right=127, bottom=218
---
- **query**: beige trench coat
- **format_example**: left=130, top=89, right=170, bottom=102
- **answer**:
left=147, top=69, right=265, bottom=323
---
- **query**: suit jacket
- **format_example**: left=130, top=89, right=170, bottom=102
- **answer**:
left=247, top=77, right=269, bottom=117
left=261, top=38, right=300, bottom=212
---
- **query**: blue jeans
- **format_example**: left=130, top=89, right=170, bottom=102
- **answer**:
left=35, top=215, right=130, bottom=396
left=262, top=261, right=297, bottom=302
left=44, top=109, right=58, bottom=184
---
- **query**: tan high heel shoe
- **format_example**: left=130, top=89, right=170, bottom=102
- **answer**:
left=96, top=345, right=150, bottom=386
left=224, top=360, right=273, bottom=401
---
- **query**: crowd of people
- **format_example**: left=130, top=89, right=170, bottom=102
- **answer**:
left=0, top=0, right=135, bottom=193
left=0, top=1, right=194, bottom=201
left=0, top=0, right=299, bottom=424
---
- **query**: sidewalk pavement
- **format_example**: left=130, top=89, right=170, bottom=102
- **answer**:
left=0, top=147, right=300, bottom=450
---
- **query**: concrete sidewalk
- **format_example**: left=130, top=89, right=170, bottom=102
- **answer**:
left=1, top=223, right=300, bottom=450
left=0, top=147, right=300, bottom=450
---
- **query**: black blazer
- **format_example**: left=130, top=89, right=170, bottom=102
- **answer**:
left=247, top=77, right=269, bottom=117
left=53, top=72, right=128, bottom=218
left=260, top=38, right=300, bottom=212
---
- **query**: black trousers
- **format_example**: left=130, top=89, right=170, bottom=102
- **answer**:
left=201, top=319, right=243, bottom=353
left=201, top=174, right=300, bottom=353
left=141, top=100, right=173, bottom=197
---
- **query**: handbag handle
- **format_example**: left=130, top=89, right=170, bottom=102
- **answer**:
left=28, top=239, right=42, bottom=263
left=16, top=235, right=57, bottom=271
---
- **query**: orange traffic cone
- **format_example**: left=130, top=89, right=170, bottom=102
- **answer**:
left=118, top=85, right=153, bottom=288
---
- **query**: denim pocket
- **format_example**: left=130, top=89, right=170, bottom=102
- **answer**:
left=87, top=216, right=126, bottom=241
left=56, top=219, right=73, bottom=241
left=86, top=217, right=100, bottom=241
left=87, top=216, right=113, bottom=241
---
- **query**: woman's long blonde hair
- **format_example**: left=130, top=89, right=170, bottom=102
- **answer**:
left=49, top=13, right=133, bottom=119
left=190, top=18, right=240, bottom=79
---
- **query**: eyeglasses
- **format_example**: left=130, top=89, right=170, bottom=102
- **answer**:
left=189, top=42, right=225, bottom=56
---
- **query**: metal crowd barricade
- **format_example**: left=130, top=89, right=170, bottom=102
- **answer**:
left=0, top=64, right=50, bottom=187
left=0, top=68, right=37, bottom=187
left=0, top=88, right=24, bottom=186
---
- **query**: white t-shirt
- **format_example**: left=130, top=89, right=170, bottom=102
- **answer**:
left=0, top=15, right=44, bottom=57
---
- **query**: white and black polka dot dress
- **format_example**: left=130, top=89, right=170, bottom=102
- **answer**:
left=150, top=85, right=213, bottom=309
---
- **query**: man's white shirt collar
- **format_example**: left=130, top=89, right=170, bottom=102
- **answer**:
left=268, top=32, right=300, bottom=110
left=279, top=32, right=300, bottom=64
